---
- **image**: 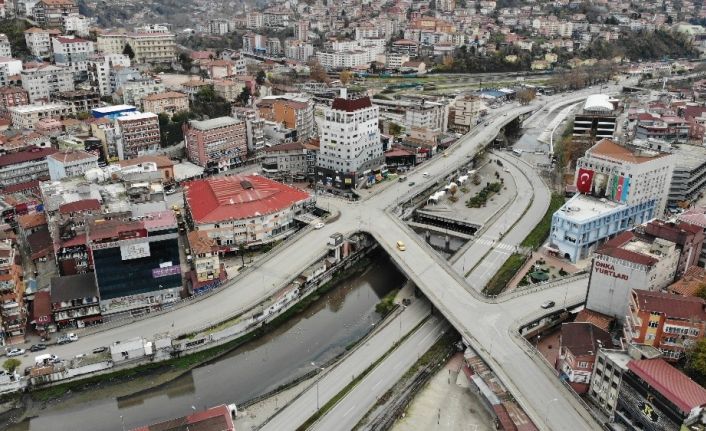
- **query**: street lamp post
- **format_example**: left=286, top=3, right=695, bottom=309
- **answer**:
left=311, top=362, right=324, bottom=411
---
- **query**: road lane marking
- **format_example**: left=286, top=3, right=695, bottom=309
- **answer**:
left=343, top=404, right=357, bottom=417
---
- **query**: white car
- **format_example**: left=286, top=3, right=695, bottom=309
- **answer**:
left=314, top=222, right=325, bottom=229
left=6, top=348, right=25, bottom=357
left=67, top=333, right=79, bottom=342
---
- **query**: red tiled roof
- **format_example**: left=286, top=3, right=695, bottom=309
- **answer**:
left=385, top=147, right=416, bottom=157
left=633, top=289, right=706, bottom=321
left=118, top=155, right=174, bottom=169
left=628, top=358, right=706, bottom=414
left=184, top=175, right=311, bottom=224
left=17, top=212, right=46, bottom=230
left=574, top=309, right=613, bottom=332
left=589, top=138, right=665, bottom=164
left=0, top=179, right=41, bottom=195
left=54, top=37, right=90, bottom=44
left=48, top=150, right=96, bottom=164
left=669, top=266, right=706, bottom=297
left=331, top=97, right=372, bottom=112
left=0, top=146, right=58, bottom=168
left=32, top=290, right=52, bottom=323
left=596, top=231, right=659, bottom=266
left=560, top=322, right=613, bottom=356
left=131, top=404, right=235, bottom=431
left=263, top=142, right=305, bottom=153
left=58, top=199, right=101, bottom=215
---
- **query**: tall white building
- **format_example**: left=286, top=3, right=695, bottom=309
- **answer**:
left=62, top=13, right=90, bottom=37
left=550, top=139, right=675, bottom=262
left=24, top=27, right=58, bottom=58
left=317, top=97, right=383, bottom=189
left=52, top=35, right=95, bottom=80
left=285, top=40, right=314, bottom=62
left=87, top=53, right=131, bottom=96
left=21, top=64, right=74, bottom=103
left=0, top=34, right=11, bottom=58
left=404, top=99, right=448, bottom=132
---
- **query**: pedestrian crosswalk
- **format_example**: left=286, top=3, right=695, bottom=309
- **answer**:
left=474, top=237, right=517, bottom=252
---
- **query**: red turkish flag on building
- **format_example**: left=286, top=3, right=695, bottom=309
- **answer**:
left=576, top=168, right=594, bottom=194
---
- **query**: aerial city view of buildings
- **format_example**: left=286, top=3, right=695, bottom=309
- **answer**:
left=0, top=0, right=704, bottom=429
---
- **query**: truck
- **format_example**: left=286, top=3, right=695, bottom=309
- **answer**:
left=34, top=354, right=58, bottom=365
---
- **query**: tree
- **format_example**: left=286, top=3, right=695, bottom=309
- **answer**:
left=191, top=86, right=232, bottom=118
left=339, top=70, right=353, bottom=85
left=122, top=43, right=135, bottom=60
left=388, top=122, right=403, bottom=137
left=517, top=87, right=537, bottom=105
left=178, top=52, right=193, bottom=73
left=256, top=70, right=267, bottom=86
left=3, top=358, right=20, bottom=373
left=308, top=59, right=330, bottom=83
left=237, top=86, right=252, bottom=107
left=686, top=338, right=706, bottom=385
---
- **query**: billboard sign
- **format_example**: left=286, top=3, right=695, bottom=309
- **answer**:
left=120, top=242, right=151, bottom=260
left=152, top=265, right=181, bottom=278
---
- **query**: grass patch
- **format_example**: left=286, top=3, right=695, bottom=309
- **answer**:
left=483, top=253, right=527, bottom=296
left=375, top=289, right=399, bottom=315
left=520, top=193, right=565, bottom=250
left=466, top=182, right=502, bottom=208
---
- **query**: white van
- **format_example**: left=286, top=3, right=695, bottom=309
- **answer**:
left=512, top=149, right=523, bottom=156
left=35, top=354, right=58, bottom=364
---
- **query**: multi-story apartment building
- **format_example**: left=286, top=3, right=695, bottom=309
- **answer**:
left=24, top=27, right=60, bottom=58
left=294, top=19, right=308, bottom=41
left=667, top=143, right=706, bottom=208
left=261, top=142, right=309, bottom=181
left=62, top=12, right=89, bottom=37
left=316, top=49, right=374, bottom=69
left=242, top=32, right=266, bottom=54
left=184, top=175, right=312, bottom=250
left=184, top=117, right=247, bottom=171
left=246, top=11, right=264, bottom=29
left=285, top=40, right=314, bottom=62
left=186, top=230, right=225, bottom=293
left=47, top=150, right=98, bottom=180
left=259, top=94, right=315, bottom=141
left=51, top=35, right=94, bottom=80
left=404, top=99, right=448, bottom=133
left=0, top=86, right=28, bottom=116
left=317, top=97, right=383, bottom=189
left=556, top=322, right=613, bottom=394
left=0, top=34, right=11, bottom=58
left=141, top=91, right=188, bottom=117
left=49, top=272, right=101, bottom=328
left=550, top=139, right=675, bottom=262
left=115, top=112, right=161, bottom=160
left=232, top=107, right=265, bottom=156
left=9, top=102, right=73, bottom=129
left=626, top=289, right=706, bottom=361
left=33, top=0, right=78, bottom=28
left=451, top=95, right=484, bottom=133
left=0, top=146, right=58, bottom=186
left=573, top=95, right=618, bottom=144
left=115, top=78, right=164, bottom=107
left=87, top=54, right=131, bottom=97
left=0, top=240, right=26, bottom=345
left=21, top=64, right=74, bottom=103
left=97, top=26, right=176, bottom=65
left=586, top=230, right=682, bottom=319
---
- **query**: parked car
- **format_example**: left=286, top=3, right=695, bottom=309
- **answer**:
left=67, top=333, right=78, bottom=341
left=29, top=344, right=47, bottom=352
left=6, top=348, right=25, bottom=357
left=314, top=222, right=325, bottom=229
left=541, top=300, right=556, bottom=309
left=408, top=182, right=415, bottom=186
left=92, top=347, right=107, bottom=354
left=57, top=334, right=78, bottom=344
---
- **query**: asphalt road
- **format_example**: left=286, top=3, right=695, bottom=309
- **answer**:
left=13, top=83, right=620, bottom=430
left=309, top=317, right=448, bottom=431
left=260, top=299, right=434, bottom=431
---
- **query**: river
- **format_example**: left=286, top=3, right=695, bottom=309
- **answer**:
left=7, top=255, right=405, bottom=431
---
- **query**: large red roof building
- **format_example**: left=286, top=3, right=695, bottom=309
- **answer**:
left=184, top=175, right=312, bottom=250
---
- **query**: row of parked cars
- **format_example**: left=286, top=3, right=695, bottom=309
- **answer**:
left=5, top=333, right=79, bottom=358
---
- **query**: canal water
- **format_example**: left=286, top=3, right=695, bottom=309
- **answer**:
left=8, top=255, right=405, bottom=431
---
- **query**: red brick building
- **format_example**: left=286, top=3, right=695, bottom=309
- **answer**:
left=626, top=289, right=706, bottom=361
